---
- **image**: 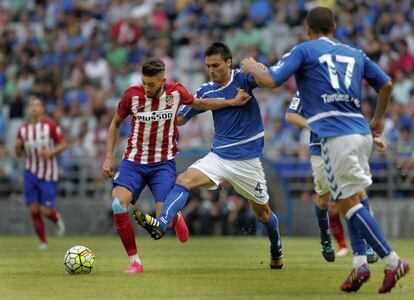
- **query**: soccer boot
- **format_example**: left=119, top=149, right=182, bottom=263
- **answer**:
left=134, top=210, right=165, bottom=240
left=366, top=246, right=378, bottom=264
left=171, top=211, right=189, bottom=243
left=269, top=250, right=284, bottom=269
left=38, top=242, right=48, bottom=250
left=336, top=247, right=349, bottom=257
left=378, top=259, right=410, bottom=293
left=124, top=261, right=144, bottom=273
left=321, top=241, right=335, bottom=262
left=340, top=264, right=370, bottom=292
left=55, top=213, right=66, bottom=236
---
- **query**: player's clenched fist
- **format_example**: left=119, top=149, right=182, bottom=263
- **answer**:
left=102, top=156, right=115, bottom=180
left=240, top=57, right=258, bottom=74
left=369, top=117, right=385, bottom=137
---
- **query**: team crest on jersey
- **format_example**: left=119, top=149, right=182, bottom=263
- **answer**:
left=166, top=95, right=175, bottom=106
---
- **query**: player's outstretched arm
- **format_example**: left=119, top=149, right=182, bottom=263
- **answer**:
left=102, top=112, right=124, bottom=180
left=191, top=88, right=251, bottom=110
left=370, top=81, right=393, bottom=137
left=285, top=112, right=309, bottom=129
left=241, top=57, right=278, bottom=88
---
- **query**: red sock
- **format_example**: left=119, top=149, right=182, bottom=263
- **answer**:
left=113, top=212, right=137, bottom=256
left=45, top=209, right=59, bottom=223
left=329, top=212, right=347, bottom=249
left=31, top=212, right=47, bottom=243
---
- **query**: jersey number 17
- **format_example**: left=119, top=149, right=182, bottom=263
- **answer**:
left=319, top=54, right=355, bottom=89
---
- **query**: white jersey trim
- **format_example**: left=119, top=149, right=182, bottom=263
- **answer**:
left=213, top=131, right=264, bottom=150
left=199, top=70, right=235, bottom=98
left=307, top=111, right=365, bottom=124
left=127, top=96, right=140, bottom=161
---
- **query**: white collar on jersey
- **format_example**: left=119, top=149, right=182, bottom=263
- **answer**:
left=210, top=69, right=235, bottom=90
left=318, top=36, right=338, bottom=45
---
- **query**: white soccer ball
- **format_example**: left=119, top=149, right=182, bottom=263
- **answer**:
left=63, top=245, right=95, bottom=275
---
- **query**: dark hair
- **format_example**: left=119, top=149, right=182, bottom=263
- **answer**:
left=306, top=7, right=335, bottom=34
left=29, top=95, right=44, bottom=105
left=204, top=42, right=232, bottom=62
left=142, top=57, right=165, bottom=76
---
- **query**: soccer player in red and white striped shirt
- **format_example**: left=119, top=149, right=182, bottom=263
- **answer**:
left=15, top=96, right=68, bottom=250
left=101, top=57, right=250, bottom=273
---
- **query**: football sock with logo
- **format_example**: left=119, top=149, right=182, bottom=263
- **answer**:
left=45, top=209, right=59, bottom=223
left=329, top=211, right=347, bottom=248
left=112, top=198, right=137, bottom=257
left=158, top=184, right=189, bottom=231
left=346, top=204, right=392, bottom=259
left=31, top=211, right=47, bottom=243
left=314, top=204, right=331, bottom=244
left=260, top=211, right=282, bottom=258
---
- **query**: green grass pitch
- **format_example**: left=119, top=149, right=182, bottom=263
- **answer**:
left=0, top=236, right=412, bottom=299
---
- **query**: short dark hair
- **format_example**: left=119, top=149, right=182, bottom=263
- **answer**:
left=306, top=7, right=335, bottom=34
left=142, top=57, right=165, bottom=76
left=204, top=42, right=232, bottom=62
left=29, top=95, right=44, bottom=105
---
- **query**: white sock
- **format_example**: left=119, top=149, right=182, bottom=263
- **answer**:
left=129, top=254, right=141, bottom=264
left=382, top=251, right=399, bottom=270
left=353, top=255, right=367, bottom=268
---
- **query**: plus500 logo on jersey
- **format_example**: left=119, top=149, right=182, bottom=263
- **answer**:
left=135, top=109, right=174, bottom=122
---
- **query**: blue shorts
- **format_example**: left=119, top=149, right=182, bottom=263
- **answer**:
left=24, top=170, right=58, bottom=208
left=113, top=159, right=176, bottom=204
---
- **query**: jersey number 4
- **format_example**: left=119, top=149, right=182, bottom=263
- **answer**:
left=319, top=54, right=355, bottom=89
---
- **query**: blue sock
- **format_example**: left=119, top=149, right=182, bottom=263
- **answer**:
left=346, top=204, right=392, bottom=258
left=314, top=204, right=331, bottom=244
left=260, top=211, right=282, bottom=258
left=345, top=219, right=367, bottom=256
left=360, top=196, right=375, bottom=253
left=158, top=184, right=189, bottom=231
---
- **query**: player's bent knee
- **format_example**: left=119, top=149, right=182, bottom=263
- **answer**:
left=176, top=173, right=193, bottom=188
left=112, top=198, right=128, bottom=214
left=29, top=202, right=40, bottom=213
left=316, top=193, right=330, bottom=209
left=337, top=195, right=361, bottom=215
left=254, top=207, right=271, bottom=222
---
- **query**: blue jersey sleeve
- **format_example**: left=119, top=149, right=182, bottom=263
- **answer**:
left=268, top=45, right=304, bottom=86
left=363, top=54, right=390, bottom=92
left=179, top=105, right=204, bottom=119
left=179, top=88, right=206, bottom=119
left=244, top=72, right=259, bottom=89
left=287, top=92, right=303, bottom=114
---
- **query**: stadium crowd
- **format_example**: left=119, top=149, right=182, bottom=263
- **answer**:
left=0, top=0, right=414, bottom=233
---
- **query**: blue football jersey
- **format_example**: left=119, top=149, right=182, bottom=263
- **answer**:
left=269, top=37, right=390, bottom=138
left=287, top=91, right=321, bottom=156
left=179, top=69, right=264, bottom=160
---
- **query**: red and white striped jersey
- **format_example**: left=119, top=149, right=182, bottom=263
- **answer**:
left=118, top=81, right=195, bottom=164
left=17, top=118, right=64, bottom=181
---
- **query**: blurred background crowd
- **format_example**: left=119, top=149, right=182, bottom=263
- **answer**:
left=0, top=0, right=414, bottom=235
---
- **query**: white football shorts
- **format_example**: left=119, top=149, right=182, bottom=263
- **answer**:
left=320, top=134, right=373, bottom=200
left=189, top=152, right=269, bottom=204
left=310, top=155, right=330, bottom=196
